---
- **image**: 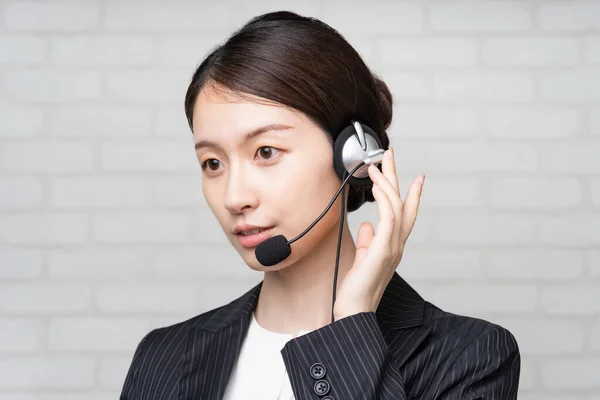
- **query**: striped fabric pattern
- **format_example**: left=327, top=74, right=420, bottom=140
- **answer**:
left=120, top=272, right=521, bottom=399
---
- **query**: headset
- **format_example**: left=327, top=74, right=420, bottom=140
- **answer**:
left=255, top=120, right=386, bottom=324
left=333, top=120, right=386, bottom=208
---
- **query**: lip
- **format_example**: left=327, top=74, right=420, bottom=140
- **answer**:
left=236, top=227, right=275, bottom=248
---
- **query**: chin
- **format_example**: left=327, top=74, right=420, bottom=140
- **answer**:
left=243, top=246, right=298, bottom=272
left=253, top=263, right=286, bottom=272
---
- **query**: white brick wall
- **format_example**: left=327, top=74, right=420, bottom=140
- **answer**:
left=0, top=0, right=598, bottom=398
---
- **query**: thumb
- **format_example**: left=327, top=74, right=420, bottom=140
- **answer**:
left=354, top=221, right=374, bottom=264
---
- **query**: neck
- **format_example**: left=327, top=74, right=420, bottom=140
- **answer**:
left=254, top=217, right=356, bottom=336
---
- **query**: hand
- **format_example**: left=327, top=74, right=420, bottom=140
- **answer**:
left=333, top=147, right=425, bottom=320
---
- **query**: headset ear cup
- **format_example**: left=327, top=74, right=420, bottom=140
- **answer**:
left=333, top=122, right=384, bottom=187
left=333, top=125, right=355, bottom=183
left=333, top=122, right=384, bottom=212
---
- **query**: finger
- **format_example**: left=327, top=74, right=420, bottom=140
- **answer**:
left=383, top=148, right=403, bottom=246
left=371, top=183, right=396, bottom=253
left=369, top=164, right=402, bottom=214
left=369, top=164, right=403, bottom=247
left=382, top=147, right=400, bottom=195
left=399, top=175, right=425, bottom=243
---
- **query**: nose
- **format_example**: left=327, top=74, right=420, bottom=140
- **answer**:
left=222, top=163, right=259, bottom=214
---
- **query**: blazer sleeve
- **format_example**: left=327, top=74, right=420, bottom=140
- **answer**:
left=435, top=326, right=521, bottom=399
left=280, top=312, right=521, bottom=399
left=280, top=311, right=410, bottom=399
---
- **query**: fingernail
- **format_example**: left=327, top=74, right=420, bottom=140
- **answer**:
left=389, top=147, right=394, bottom=158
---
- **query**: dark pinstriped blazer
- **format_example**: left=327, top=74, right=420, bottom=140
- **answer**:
left=120, top=272, right=520, bottom=399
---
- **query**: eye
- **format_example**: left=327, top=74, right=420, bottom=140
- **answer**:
left=200, top=147, right=280, bottom=173
left=256, top=146, right=279, bottom=160
left=200, top=159, right=220, bottom=172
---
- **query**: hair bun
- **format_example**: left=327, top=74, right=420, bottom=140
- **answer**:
left=373, top=74, right=393, bottom=131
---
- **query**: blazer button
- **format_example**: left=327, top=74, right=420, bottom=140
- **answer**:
left=310, top=363, right=326, bottom=379
left=314, top=379, right=330, bottom=396
left=322, top=397, right=335, bottom=400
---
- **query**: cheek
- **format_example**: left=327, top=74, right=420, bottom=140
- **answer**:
left=277, top=157, right=334, bottom=201
left=202, top=182, right=224, bottom=218
left=276, top=159, right=341, bottom=220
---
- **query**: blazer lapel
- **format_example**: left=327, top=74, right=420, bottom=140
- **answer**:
left=178, top=271, right=430, bottom=399
left=178, top=281, right=263, bottom=400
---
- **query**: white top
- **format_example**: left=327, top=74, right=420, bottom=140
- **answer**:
left=223, top=312, right=313, bottom=400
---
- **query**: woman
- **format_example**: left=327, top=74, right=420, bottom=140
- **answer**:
left=120, top=11, right=520, bottom=400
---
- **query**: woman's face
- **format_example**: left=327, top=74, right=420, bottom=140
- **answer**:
left=192, top=84, right=345, bottom=271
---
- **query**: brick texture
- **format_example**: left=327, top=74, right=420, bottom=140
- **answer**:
left=1, top=1, right=598, bottom=398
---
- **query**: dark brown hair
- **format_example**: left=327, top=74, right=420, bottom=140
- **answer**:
left=184, top=11, right=392, bottom=212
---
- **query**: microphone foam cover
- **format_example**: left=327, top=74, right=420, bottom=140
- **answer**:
left=255, top=234, right=291, bottom=267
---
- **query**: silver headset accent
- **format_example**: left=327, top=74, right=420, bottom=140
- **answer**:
left=341, top=120, right=386, bottom=179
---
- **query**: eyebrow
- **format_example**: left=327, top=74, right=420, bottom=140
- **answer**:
left=194, top=123, right=294, bottom=150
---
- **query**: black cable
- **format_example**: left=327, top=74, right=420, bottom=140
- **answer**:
left=331, top=170, right=348, bottom=324
left=289, top=162, right=365, bottom=245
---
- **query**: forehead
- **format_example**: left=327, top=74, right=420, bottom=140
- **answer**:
left=192, top=85, right=303, bottom=139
